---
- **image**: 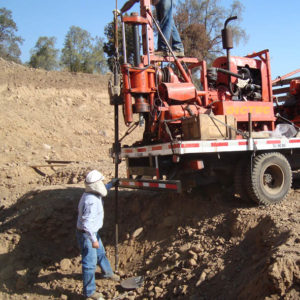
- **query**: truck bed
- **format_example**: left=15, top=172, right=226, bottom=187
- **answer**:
left=121, top=137, right=300, bottom=158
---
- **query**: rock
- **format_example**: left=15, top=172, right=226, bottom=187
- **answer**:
left=187, top=228, right=194, bottom=236
left=132, top=227, right=143, bottom=239
left=172, top=252, right=180, bottom=261
left=60, top=258, right=72, bottom=271
left=149, top=291, right=155, bottom=297
left=206, top=271, right=215, bottom=280
left=188, top=250, right=198, bottom=261
left=188, top=258, right=198, bottom=267
left=191, top=244, right=202, bottom=253
left=180, top=285, right=188, bottom=294
left=43, top=143, right=51, bottom=150
left=219, top=237, right=225, bottom=244
left=179, top=243, right=191, bottom=253
left=71, top=177, right=78, bottom=184
left=60, top=295, right=68, bottom=300
left=186, top=272, right=194, bottom=280
left=99, top=130, right=108, bottom=137
left=154, top=286, right=163, bottom=297
left=196, top=271, right=207, bottom=287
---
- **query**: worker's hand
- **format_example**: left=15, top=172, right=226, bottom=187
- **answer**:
left=92, top=241, right=99, bottom=249
left=111, top=178, right=119, bottom=186
left=113, top=9, right=121, bottom=16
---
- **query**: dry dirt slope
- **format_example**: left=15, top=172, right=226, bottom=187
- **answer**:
left=0, top=58, right=299, bottom=300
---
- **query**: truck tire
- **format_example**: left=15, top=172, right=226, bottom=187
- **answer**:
left=247, top=152, right=292, bottom=205
left=234, top=158, right=251, bottom=202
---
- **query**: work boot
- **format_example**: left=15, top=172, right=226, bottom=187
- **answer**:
left=86, top=291, right=105, bottom=300
left=106, top=273, right=120, bottom=281
left=173, top=50, right=185, bottom=57
left=154, top=49, right=168, bottom=56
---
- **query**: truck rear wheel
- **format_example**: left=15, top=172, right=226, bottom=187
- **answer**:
left=247, top=152, right=292, bottom=205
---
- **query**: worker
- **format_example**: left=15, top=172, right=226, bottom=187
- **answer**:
left=121, top=0, right=185, bottom=57
left=76, top=170, right=119, bottom=300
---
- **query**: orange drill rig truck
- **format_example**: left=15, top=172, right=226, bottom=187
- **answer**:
left=109, top=0, right=300, bottom=206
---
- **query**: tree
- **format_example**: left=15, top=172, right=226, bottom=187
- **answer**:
left=61, top=26, right=92, bottom=72
left=28, top=36, right=59, bottom=70
left=174, top=0, right=247, bottom=62
left=0, top=7, right=23, bottom=63
left=91, top=36, right=108, bottom=74
left=103, top=17, right=136, bottom=71
left=80, top=36, right=107, bottom=74
left=61, top=26, right=107, bottom=74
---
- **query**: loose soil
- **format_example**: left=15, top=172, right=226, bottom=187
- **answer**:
left=0, top=58, right=299, bottom=300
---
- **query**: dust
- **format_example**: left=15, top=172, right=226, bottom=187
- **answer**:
left=0, top=58, right=299, bottom=299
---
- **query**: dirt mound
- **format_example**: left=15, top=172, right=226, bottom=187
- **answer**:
left=0, top=58, right=299, bottom=299
left=0, top=57, right=143, bottom=206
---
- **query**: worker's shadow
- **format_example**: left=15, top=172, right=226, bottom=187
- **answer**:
left=0, top=187, right=85, bottom=299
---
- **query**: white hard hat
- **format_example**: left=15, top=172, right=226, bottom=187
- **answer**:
left=85, top=170, right=104, bottom=184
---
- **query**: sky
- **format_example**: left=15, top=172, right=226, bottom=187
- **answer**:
left=2, top=0, right=299, bottom=78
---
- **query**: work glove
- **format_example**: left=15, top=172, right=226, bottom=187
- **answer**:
left=111, top=178, right=119, bottom=186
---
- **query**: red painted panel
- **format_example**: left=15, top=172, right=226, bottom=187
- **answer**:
left=215, top=101, right=275, bottom=122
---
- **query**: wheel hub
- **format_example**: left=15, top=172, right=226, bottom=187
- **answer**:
left=264, top=173, right=273, bottom=184
left=262, top=164, right=284, bottom=195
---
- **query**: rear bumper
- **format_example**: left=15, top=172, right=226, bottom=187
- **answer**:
left=118, top=178, right=182, bottom=193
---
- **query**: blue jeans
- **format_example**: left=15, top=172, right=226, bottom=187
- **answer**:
left=156, top=0, right=184, bottom=52
left=76, top=231, right=113, bottom=297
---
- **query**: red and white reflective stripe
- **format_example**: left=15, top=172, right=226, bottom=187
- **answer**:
left=211, top=142, right=228, bottom=147
left=121, top=138, right=300, bottom=158
left=119, top=180, right=178, bottom=190
left=266, top=140, right=281, bottom=144
left=289, top=139, right=300, bottom=144
left=181, top=143, right=200, bottom=148
left=152, top=145, right=162, bottom=151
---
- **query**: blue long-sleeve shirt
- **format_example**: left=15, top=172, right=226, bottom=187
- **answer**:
left=77, top=182, right=113, bottom=243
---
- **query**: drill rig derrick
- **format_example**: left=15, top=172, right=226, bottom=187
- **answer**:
left=120, top=0, right=206, bottom=143
left=118, top=0, right=277, bottom=145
